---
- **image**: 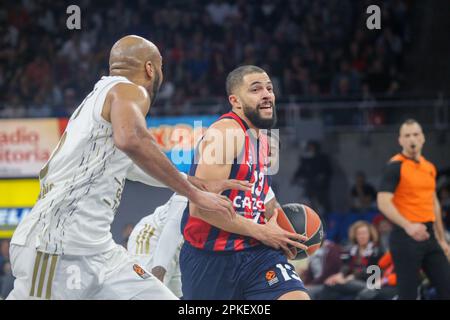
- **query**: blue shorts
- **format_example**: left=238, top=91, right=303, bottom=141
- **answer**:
left=179, top=242, right=307, bottom=300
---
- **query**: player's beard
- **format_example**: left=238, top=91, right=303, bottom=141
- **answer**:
left=242, top=101, right=277, bottom=129
left=149, top=72, right=160, bottom=107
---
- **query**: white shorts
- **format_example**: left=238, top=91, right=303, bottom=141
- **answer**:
left=133, top=255, right=181, bottom=298
left=129, top=224, right=182, bottom=298
left=6, top=244, right=178, bottom=300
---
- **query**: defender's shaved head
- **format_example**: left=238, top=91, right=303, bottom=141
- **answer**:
left=109, top=35, right=163, bottom=103
left=109, top=35, right=161, bottom=74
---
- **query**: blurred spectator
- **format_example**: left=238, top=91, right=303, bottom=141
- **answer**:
left=372, top=214, right=393, bottom=252
left=0, top=239, right=13, bottom=299
left=28, top=92, right=52, bottom=118
left=438, top=185, right=450, bottom=240
left=366, top=58, right=390, bottom=94
left=298, top=239, right=342, bottom=300
left=58, top=33, right=92, bottom=63
left=23, top=54, right=51, bottom=94
left=357, top=251, right=398, bottom=300
left=331, top=60, right=361, bottom=96
left=291, top=141, right=332, bottom=215
left=206, top=0, right=238, bottom=26
left=317, top=221, right=383, bottom=299
left=350, top=171, right=377, bottom=213
left=0, top=239, right=8, bottom=276
left=0, top=94, right=27, bottom=118
left=62, top=88, right=78, bottom=116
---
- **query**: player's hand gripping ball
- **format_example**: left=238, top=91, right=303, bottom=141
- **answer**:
left=281, top=203, right=324, bottom=259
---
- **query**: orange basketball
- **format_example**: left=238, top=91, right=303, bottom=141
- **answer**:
left=278, top=203, right=324, bottom=259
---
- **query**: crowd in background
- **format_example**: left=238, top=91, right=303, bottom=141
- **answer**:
left=0, top=0, right=412, bottom=118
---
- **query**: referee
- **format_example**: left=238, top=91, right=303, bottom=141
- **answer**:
left=377, top=119, right=450, bottom=299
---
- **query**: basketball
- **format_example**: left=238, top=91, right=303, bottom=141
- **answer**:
left=280, top=203, right=324, bottom=260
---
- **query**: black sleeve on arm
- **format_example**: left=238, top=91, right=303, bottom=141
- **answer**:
left=378, top=161, right=402, bottom=193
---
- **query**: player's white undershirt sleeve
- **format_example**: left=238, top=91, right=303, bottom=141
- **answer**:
left=151, top=196, right=187, bottom=271
left=265, top=186, right=275, bottom=203
left=126, top=164, right=188, bottom=188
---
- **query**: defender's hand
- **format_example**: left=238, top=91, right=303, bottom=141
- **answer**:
left=189, top=189, right=235, bottom=220
left=151, top=266, right=166, bottom=283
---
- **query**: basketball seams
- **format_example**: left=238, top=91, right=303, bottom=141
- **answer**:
left=302, top=205, right=322, bottom=257
left=305, top=228, right=323, bottom=246
left=306, top=218, right=322, bottom=243
left=303, top=205, right=308, bottom=238
left=280, top=210, right=297, bottom=234
left=304, top=205, right=321, bottom=239
left=306, top=244, right=322, bottom=256
left=287, top=219, right=296, bottom=233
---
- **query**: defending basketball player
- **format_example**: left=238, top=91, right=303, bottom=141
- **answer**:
left=6, top=35, right=246, bottom=300
left=128, top=193, right=187, bottom=298
left=180, top=65, right=311, bottom=300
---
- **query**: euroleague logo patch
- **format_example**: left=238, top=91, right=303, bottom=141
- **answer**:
left=265, top=270, right=279, bottom=286
left=133, top=264, right=151, bottom=279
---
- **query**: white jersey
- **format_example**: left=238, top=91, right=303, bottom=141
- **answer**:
left=128, top=193, right=187, bottom=257
left=11, top=76, right=137, bottom=256
left=127, top=193, right=187, bottom=297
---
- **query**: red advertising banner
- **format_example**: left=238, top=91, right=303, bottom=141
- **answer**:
left=0, top=118, right=66, bottom=178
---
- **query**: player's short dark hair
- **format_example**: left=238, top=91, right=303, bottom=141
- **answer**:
left=226, top=65, right=266, bottom=96
left=402, top=118, right=420, bottom=126
left=400, top=118, right=422, bottom=134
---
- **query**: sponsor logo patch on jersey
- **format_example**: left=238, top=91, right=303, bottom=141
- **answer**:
left=133, top=264, right=151, bottom=280
left=265, top=270, right=279, bottom=286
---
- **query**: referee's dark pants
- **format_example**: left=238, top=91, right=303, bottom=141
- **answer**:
left=390, top=222, right=450, bottom=299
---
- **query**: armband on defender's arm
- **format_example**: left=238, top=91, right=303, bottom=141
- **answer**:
left=151, top=197, right=187, bottom=274
left=126, top=164, right=187, bottom=187
left=263, top=187, right=279, bottom=220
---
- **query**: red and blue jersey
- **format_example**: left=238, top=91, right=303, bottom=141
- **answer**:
left=181, top=111, right=272, bottom=252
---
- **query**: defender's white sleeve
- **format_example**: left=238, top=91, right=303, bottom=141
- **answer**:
left=151, top=196, right=188, bottom=271
left=265, top=186, right=275, bottom=203
left=126, top=164, right=187, bottom=188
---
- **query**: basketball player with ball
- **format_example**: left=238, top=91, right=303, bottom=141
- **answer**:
left=180, top=65, right=323, bottom=300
